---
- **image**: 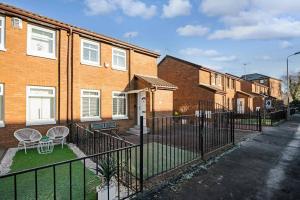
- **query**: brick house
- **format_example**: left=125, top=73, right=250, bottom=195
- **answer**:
left=238, top=76, right=269, bottom=111
left=0, top=3, right=176, bottom=147
left=158, top=55, right=253, bottom=115
left=241, top=73, right=282, bottom=100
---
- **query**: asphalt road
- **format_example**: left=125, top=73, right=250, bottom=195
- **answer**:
left=145, top=114, right=300, bottom=200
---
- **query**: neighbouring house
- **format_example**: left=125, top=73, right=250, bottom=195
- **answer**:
left=241, top=73, right=282, bottom=100
left=0, top=3, right=176, bottom=147
left=239, top=77, right=269, bottom=111
left=158, top=55, right=253, bottom=115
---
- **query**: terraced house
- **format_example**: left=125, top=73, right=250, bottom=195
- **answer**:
left=241, top=73, right=282, bottom=100
left=0, top=3, right=176, bottom=147
left=158, top=55, right=254, bottom=115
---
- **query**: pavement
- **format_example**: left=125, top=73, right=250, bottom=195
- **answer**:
left=144, top=114, right=300, bottom=200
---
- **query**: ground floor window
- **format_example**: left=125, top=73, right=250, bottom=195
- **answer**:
left=112, top=91, right=128, bottom=119
left=237, top=98, right=245, bottom=114
left=26, top=86, right=56, bottom=125
left=81, top=89, right=100, bottom=121
left=0, top=84, right=4, bottom=127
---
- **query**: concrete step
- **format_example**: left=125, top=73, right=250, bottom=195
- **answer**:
left=126, top=126, right=150, bottom=135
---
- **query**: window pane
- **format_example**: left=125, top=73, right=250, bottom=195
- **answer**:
left=82, top=97, right=90, bottom=117
left=118, top=57, right=125, bottom=68
left=90, top=97, right=99, bottom=117
left=30, top=88, right=53, bottom=95
left=113, top=98, right=118, bottom=115
left=41, top=98, right=51, bottom=119
left=90, top=50, right=98, bottom=62
left=29, top=97, right=41, bottom=121
left=83, top=91, right=99, bottom=96
left=31, top=37, right=52, bottom=53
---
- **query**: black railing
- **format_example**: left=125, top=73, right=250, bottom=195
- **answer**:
left=142, top=112, right=234, bottom=180
left=0, top=145, right=142, bottom=200
left=234, top=111, right=262, bottom=131
left=68, top=123, right=134, bottom=155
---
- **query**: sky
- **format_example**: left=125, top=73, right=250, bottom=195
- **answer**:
left=2, top=0, right=300, bottom=79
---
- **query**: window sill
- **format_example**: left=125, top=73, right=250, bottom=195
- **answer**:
left=112, top=66, right=127, bottom=72
left=0, top=48, right=7, bottom=52
left=26, top=120, right=56, bottom=126
left=27, top=52, right=56, bottom=60
left=0, top=121, right=4, bottom=128
left=112, top=116, right=128, bottom=120
left=80, top=117, right=102, bottom=122
left=80, top=61, right=101, bottom=67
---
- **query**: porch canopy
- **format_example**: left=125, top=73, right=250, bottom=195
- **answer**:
left=236, top=90, right=255, bottom=97
left=134, top=75, right=177, bottom=90
left=199, top=83, right=226, bottom=95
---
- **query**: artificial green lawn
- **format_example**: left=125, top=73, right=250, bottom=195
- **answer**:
left=0, top=146, right=100, bottom=200
left=125, top=142, right=198, bottom=179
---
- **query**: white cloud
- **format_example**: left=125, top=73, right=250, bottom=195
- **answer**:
left=201, top=0, right=300, bottom=40
left=176, top=25, right=209, bottom=37
left=84, top=0, right=157, bottom=19
left=179, top=48, right=220, bottom=57
left=179, top=47, right=237, bottom=62
left=84, top=0, right=116, bottom=15
left=162, top=0, right=192, bottom=18
left=209, top=17, right=300, bottom=40
left=256, top=55, right=271, bottom=61
left=200, top=0, right=249, bottom=16
left=211, top=55, right=237, bottom=62
left=280, top=40, right=293, bottom=49
left=123, top=31, right=139, bottom=38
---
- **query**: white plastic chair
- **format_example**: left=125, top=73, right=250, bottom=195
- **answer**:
left=46, top=126, right=69, bottom=148
left=14, top=128, right=42, bottom=154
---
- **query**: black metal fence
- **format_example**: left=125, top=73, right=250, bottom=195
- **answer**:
left=140, top=112, right=234, bottom=180
left=68, top=123, right=134, bottom=155
left=0, top=145, right=142, bottom=200
left=234, top=111, right=262, bottom=131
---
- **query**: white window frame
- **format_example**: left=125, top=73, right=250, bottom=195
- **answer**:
left=0, top=84, right=4, bottom=127
left=26, top=86, right=56, bottom=126
left=80, top=38, right=100, bottom=67
left=112, top=48, right=127, bottom=71
left=80, top=89, right=101, bottom=121
left=27, top=24, right=56, bottom=59
left=0, top=16, right=5, bottom=51
left=112, top=91, right=128, bottom=120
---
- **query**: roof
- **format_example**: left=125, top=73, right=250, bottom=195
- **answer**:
left=225, top=73, right=243, bottom=80
left=0, top=3, right=159, bottom=58
left=241, top=73, right=282, bottom=81
left=135, top=75, right=177, bottom=90
left=236, top=90, right=255, bottom=97
left=159, top=55, right=225, bottom=75
left=199, top=83, right=226, bottom=95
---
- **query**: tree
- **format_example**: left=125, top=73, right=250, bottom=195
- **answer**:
left=282, top=72, right=300, bottom=101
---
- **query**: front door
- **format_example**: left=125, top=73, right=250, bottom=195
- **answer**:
left=237, top=98, right=245, bottom=114
left=137, top=91, right=147, bottom=126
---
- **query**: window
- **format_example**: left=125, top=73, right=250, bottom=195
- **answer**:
left=27, top=24, right=56, bottom=59
left=81, top=39, right=100, bottom=66
left=231, top=79, right=235, bottom=89
left=0, top=16, right=5, bottom=50
left=0, top=84, right=4, bottom=127
left=227, top=78, right=230, bottom=88
left=26, top=86, right=55, bottom=125
left=112, top=92, right=128, bottom=119
left=260, top=79, right=264, bottom=84
left=112, top=48, right=126, bottom=71
left=81, top=89, right=100, bottom=121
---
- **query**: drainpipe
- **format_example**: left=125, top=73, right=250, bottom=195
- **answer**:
left=58, top=30, right=61, bottom=124
left=67, top=27, right=73, bottom=124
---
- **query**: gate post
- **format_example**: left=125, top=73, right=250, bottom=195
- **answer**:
left=140, top=116, right=144, bottom=192
left=200, top=112, right=204, bottom=159
left=258, top=110, right=262, bottom=132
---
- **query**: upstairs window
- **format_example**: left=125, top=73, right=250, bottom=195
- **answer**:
left=112, top=48, right=126, bottom=71
left=27, top=24, right=56, bottom=59
left=112, top=92, right=128, bottom=119
left=81, top=39, right=100, bottom=67
left=0, top=84, right=4, bottom=127
left=81, top=89, right=100, bottom=121
left=26, top=86, right=56, bottom=125
left=0, top=16, right=5, bottom=50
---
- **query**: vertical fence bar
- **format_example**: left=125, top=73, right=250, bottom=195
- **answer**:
left=69, top=162, right=72, bottom=199
left=53, top=166, right=56, bottom=200
left=14, top=174, right=17, bottom=200
left=140, top=116, right=144, bottom=192
left=35, top=169, right=38, bottom=199
left=259, top=110, right=262, bottom=132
